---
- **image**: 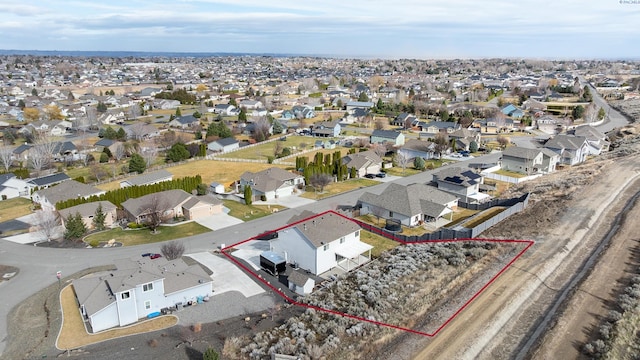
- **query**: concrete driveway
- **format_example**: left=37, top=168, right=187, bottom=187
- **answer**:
left=186, top=252, right=265, bottom=298
left=195, top=212, right=244, bottom=231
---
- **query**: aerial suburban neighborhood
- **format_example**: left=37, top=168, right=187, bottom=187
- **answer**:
left=1, top=38, right=640, bottom=360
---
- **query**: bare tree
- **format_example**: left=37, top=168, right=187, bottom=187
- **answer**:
left=113, top=142, right=126, bottom=162
left=128, top=103, right=141, bottom=121
left=0, top=145, right=14, bottom=172
left=371, top=143, right=387, bottom=158
left=156, top=130, right=180, bottom=149
left=252, top=117, right=271, bottom=142
left=433, top=134, right=450, bottom=158
left=161, top=241, right=185, bottom=260
left=127, top=122, right=147, bottom=141
left=309, top=173, right=333, bottom=193
left=90, top=164, right=107, bottom=182
left=144, top=195, right=170, bottom=233
left=584, top=103, right=598, bottom=124
left=34, top=209, right=60, bottom=242
left=273, top=141, right=283, bottom=157
left=374, top=119, right=386, bottom=130
left=141, top=145, right=157, bottom=167
left=496, top=135, right=510, bottom=149
left=29, top=134, right=57, bottom=175
left=394, top=151, right=411, bottom=174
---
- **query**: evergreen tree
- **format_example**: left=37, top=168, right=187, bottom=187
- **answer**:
left=175, top=107, right=182, bottom=117
left=129, top=153, right=146, bottom=174
left=93, top=203, right=106, bottom=231
left=166, top=143, right=190, bottom=162
left=104, top=127, right=117, bottom=140
left=238, top=107, right=247, bottom=122
left=116, top=127, right=127, bottom=141
left=64, top=212, right=87, bottom=241
left=244, top=185, right=252, bottom=205
left=414, top=156, right=425, bottom=170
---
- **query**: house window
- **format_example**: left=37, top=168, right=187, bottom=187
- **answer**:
left=324, top=244, right=329, bottom=251
left=355, top=230, right=360, bottom=237
left=143, top=283, right=153, bottom=292
left=144, top=300, right=151, bottom=310
left=121, top=291, right=130, bottom=300
left=340, top=237, right=345, bottom=244
left=389, top=211, right=394, bottom=217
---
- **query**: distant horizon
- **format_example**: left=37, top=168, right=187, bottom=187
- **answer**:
left=1, top=49, right=638, bottom=62
left=1, top=1, right=638, bottom=60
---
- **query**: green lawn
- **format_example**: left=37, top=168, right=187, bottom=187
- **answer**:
left=300, top=178, right=379, bottom=200
left=360, top=230, right=401, bottom=258
left=222, top=200, right=286, bottom=221
left=0, top=197, right=33, bottom=222
left=84, top=222, right=211, bottom=246
left=383, top=167, right=421, bottom=177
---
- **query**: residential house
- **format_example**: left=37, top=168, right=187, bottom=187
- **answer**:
left=72, top=256, right=212, bottom=332
left=420, top=121, right=460, bottom=135
left=391, top=113, right=417, bottom=128
left=52, top=141, right=79, bottom=162
left=212, top=104, right=237, bottom=116
left=543, top=134, right=589, bottom=165
left=291, top=105, right=316, bottom=119
left=432, top=167, right=490, bottom=203
left=121, top=189, right=223, bottom=224
left=270, top=212, right=371, bottom=275
left=342, top=150, right=383, bottom=177
left=448, top=128, right=481, bottom=151
left=154, top=99, right=181, bottom=110
left=32, top=180, right=105, bottom=209
left=501, top=103, right=525, bottom=119
left=358, top=183, right=458, bottom=227
left=314, top=139, right=337, bottom=149
left=120, top=170, right=173, bottom=188
left=312, top=120, right=341, bottom=137
left=238, top=168, right=305, bottom=201
left=239, top=100, right=263, bottom=110
left=398, top=139, right=436, bottom=160
left=0, top=173, right=24, bottom=200
left=27, top=172, right=71, bottom=192
left=251, top=108, right=268, bottom=117
left=124, top=122, right=160, bottom=140
left=536, top=115, right=561, bottom=134
left=94, top=138, right=120, bottom=154
left=168, top=115, right=199, bottom=129
left=572, top=126, right=610, bottom=155
left=207, top=137, right=240, bottom=152
left=11, top=143, right=33, bottom=162
left=59, top=201, right=118, bottom=230
left=346, top=101, right=374, bottom=112
left=370, top=129, right=405, bottom=146
left=501, top=147, right=559, bottom=175
left=98, top=113, right=120, bottom=125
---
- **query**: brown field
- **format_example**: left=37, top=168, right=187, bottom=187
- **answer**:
left=96, top=159, right=289, bottom=191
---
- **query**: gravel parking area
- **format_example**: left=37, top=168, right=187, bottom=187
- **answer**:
left=175, top=291, right=277, bottom=327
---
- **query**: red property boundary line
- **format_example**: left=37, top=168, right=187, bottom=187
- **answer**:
left=220, top=210, right=534, bottom=337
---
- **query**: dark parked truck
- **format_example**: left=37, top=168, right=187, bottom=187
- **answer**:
left=260, top=251, right=286, bottom=276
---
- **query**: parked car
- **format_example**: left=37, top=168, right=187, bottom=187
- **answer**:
left=375, top=172, right=387, bottom=178
left=150, top=254, right=162, bottom=259
left=364, top=174, right=376, bottom=179
left=141, top=253, right=153, bottom=257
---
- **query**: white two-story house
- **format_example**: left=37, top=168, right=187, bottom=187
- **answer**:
left=72, top=256, right=212, bottom=332
left=270, top=212, right=371, bottom=275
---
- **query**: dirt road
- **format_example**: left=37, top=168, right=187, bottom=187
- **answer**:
left=532, top=180, right=640, bottom=359
left=412, top=152, right=640, bottom=359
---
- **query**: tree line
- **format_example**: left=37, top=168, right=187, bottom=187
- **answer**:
left=55, top=175, right=203, bottom=210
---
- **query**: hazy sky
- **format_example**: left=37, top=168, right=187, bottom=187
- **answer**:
left=0, top=0, right=638, bottom=59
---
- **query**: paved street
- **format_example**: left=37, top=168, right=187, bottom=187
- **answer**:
left=577, top=74, right=631, bottom=133
left=0, top=151, right=500, bottom=355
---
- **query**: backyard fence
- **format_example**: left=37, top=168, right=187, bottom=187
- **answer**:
left=349, top=193, right=530, bottom=243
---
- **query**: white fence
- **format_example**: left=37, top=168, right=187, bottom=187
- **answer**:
left=481, top=171, right=543, bottom=184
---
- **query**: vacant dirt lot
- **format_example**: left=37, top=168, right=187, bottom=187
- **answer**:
left=412, top=124, right=640, bottom=359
